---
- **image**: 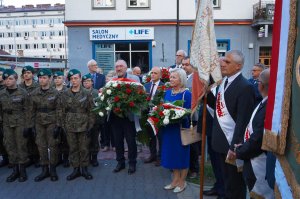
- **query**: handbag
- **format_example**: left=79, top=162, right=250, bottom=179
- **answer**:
left=179, top=90, right=201, bottom=145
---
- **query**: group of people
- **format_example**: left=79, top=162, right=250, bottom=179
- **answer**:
left=0, top=49, right=276, bottom=198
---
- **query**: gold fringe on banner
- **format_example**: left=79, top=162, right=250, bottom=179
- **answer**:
left=277, top=155, right=300, bottom=199
left=249, top=191, right=265, bottom=199
left=262, top=0, right=297, bottom=155
left=274, top=184, right=282, bottom=199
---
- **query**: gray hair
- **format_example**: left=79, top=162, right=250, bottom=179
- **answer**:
left=115, top=59, right=128, bottom=68
left=177, top=50, right=187, bottom=57
left=170, top=68, right=187, bottom=88
left=259, top=68, right=270, bottom=89
left=87, top=59, right=97, bottom=67
left=225, top=50, right=245, bottom=67
left=254, top=63, right=266, bottom=70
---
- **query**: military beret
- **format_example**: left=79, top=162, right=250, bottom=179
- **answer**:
left=37, top=68, right=52, bottom=77
left=82, top=74, right=93, bottom=81
left=67, top=69, right=81, bottom=80
left=3, top=69, right=17, bottom=80
left=0, top=67, right=5, bottom=72
left=22, top=65, right=35, bottom=74
left=53, top=71, right=64, bottom=77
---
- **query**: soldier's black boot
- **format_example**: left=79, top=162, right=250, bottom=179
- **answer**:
left=50, top=164, right=58, bottom=181
left=66, top=167, right=81, bottom=181
left=91, top=153, right=99, bottom=167
left=18, top=164, right=27, bottom=182
left=6, top=164, right=19, bottom=182
left=34, top=165, right=50, bottom=182
left=63, top=154, right=70, bottom=168
left=81, top=167, right=93, bottom=180
left=33, top=155, right=40, bottom=168
left=0, top=155, right=9, bottom=167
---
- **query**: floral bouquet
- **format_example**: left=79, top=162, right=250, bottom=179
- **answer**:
left=160, top=67, right=170, bottom=83
left=142, top=72, right=151, bottom=84
left=147, top=101, right=191, bottom=135
left=93, top=78, right=148, bottom=118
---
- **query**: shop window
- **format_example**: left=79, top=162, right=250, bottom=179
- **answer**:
left=128, top=0, right=150, bottom=8
left=259, top=46, right=272, bottom=67
left=92, top=0, right=115, bottom=9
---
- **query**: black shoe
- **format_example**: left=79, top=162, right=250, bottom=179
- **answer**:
left=66, top=167, right=81, bottom=181
left=113, top=163, right=125, bottom=173
left=128, top=165, right=136, bottom=175
left=18, top=164, right=27, bottom=182
left=81, top=167, right=93, bottom=180
left=203, top=188, right=218, bottom=196
left=0, top=155, right=9, bottom=167
left=63, top=154, right=70, bottom=168
left=50, top=165, right=58, bottom=181
left=144, top=156, right=156, bottom=164
left=34, top=165, right=50, bottom=182
left=6, top=165, right=19, bottom=182
left=90, top=154, right=99, bottom=167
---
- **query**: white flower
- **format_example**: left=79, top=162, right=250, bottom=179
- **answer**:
left=98, top=112, right=104, bottom=117
left=98, top=93, right=102, bottom=97
left=100, top=96, right=105, bottom=101
left=112, top=82, right=118, bottom=87
left=106, top=89, right=112, bottom=95
left=94, top=102, right=99, bottom=106
left=105, top=107, right=111, bottom=111
left=163, top=118, right=170, bottom=125
left=163, top=109, right=170, bottom=116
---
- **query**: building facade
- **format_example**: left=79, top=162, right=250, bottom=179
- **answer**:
left=65, top=0, right=274, bottom=76
left=0, top=3, right=68, bottom=61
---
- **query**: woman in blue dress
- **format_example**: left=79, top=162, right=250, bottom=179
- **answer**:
left=161, top=68, right=191, bottom=193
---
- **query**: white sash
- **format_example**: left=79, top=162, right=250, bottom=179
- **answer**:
left=216, top=79, right=236, bottom=144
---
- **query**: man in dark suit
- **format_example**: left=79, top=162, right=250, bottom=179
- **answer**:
left=208, top=50, right=255, bottom=199
left=144, top=66, right=164, bottom=166
left=235, top=69, right=274, bottom=198
left=110, top=59, right=140, bottom=175
left=87, top=59, right=106, bottom=90
left=248, top=63, right=265, bottom=105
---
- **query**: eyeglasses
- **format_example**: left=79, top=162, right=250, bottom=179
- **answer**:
left=176, top=54, right=183, bottom=57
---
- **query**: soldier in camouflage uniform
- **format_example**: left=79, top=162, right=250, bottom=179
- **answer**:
left=53, top=71, right=70, bottom=167
left=19, top=66, right=40, bottom=167
left=82, top=74, right=100, bottom=167
left=0, top=69, right=31, bottom=182
left=61, top=69, right=95, bottom=181
left=31, top=69, right=63, bottom=182
left=0, top=67, right=9, bottom=167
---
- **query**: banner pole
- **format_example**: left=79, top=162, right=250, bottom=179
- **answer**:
left=200, top=95, right=207, bottom=199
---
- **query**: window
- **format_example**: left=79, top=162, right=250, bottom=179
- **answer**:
left=51, top=44, right=55, bottom=48
left=23, top=19, right=28, bottom=25
left=8, top=32, right=13, bottom=37
left=24, top=32, right=29, bottom=37
left=42, top=43, right=47, bottom=48
left=17, top=44, right=22, bottom=49
left=0, top=45, right=5, bottom=50
left=92, top=0, right=115, bottom=9
left=259, top=47, right=272, bottom=67
left=34, top=44, right=39, bottom=49
left=0, top=21, right=3, bottom=26
left=212, top=0, right=221, bottom=8
left=16, top=32, right=21, bottom=37
left=25, top=44, right=30, bottom=49
left=8, top=44, right=13, bottom=50
left=41, top=31, right=47, bottom=37
left=58, top=30, right=64, bottom=36
left=58, top=18, right=63, bottom=24
left=40, top=19, right=45, bottom=24
left=59, top=43, right=65, bottom=48
left=128, top=0, right=150, bottom=8
left=0, top=33, right=4, bottom=38
left=49, top=19, right=54, bottom=24
left=32, top=19, right=37, bottom=25
left=60, top=55, right=64, bottom=59
left=15, top=20, right=20, bottom=25
left=50, top=31, right=55, bottom=36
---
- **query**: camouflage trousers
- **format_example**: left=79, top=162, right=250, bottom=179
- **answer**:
left=3, top=126, right=29, bottom=164
left=35, top=123, right=60, bottom=166
left=67, top=131, right=90, bottom=168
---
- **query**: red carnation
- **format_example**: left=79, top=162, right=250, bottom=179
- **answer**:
left=114, top=96, right=120, bottom=102
left=117, top=84, right=121, bottom=89
left=151, top=117, right=159, bottom=123
left=125, top=84, right=130, bottom=88
left=126, top=88, right=132, bottom=94
left=114, top=107, right=121, bottom=113
left=159, top=111, right=164, bottom=117
left=146, top=97, right=151, bottom=101
left=129, top=101, right=135, bottom=107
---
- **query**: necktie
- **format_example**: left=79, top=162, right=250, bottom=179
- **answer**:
left=224, top=78, right=228, bottom=89
left=149, top=83, right=156, bottom=99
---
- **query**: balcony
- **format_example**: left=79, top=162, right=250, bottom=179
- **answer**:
left=252, top=1, right=275, bottom=27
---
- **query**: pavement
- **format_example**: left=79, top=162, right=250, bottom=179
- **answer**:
left=0, top=147, right=216, bottom=199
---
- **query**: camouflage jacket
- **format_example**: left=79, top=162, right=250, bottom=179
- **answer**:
left=0, top=87, right=31, bottom=128
left=30, top=87, right=62, bottom=127
left=61, top=86, right=95, bottom=132
left=19, top=81, right=39, bottom=94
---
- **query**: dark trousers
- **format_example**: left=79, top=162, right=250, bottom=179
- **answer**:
left=0, top=132, right=8, bottom=157
left=219, top=152, right=246, bottom=199
left=90, top=125, right=100, bottom=154
left=207, top=136, right=225, bottom=196
left=147, top=126, right=161, bottom=159
left=189, top=141, right=200, bottom=173
left=101, top=120, right=115, bottom=148
left=111, top=116, right=137, bottom=166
